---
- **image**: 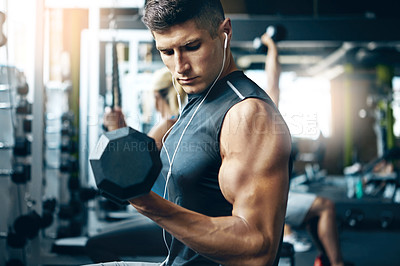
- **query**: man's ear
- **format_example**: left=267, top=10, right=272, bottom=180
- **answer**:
left=219, top=18, right=232, bottom=48
left=220, top=18, right=232, bottom=39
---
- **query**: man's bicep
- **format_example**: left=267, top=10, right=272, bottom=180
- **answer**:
left=218, top=139, right=290, bottom=255
left=218, top=98, right=291, bottom=224
left=219, top=134, right=290, bottom=219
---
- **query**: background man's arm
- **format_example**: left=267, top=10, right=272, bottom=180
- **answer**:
left=262, top=33, right=281, bottom=106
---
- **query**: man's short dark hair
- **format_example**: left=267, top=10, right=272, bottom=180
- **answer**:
left=143, top=0, right=225, bottom=38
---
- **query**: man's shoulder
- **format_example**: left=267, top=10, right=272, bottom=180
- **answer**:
left=228, top=98, right=276, bottom=118
left=223, top=97, right=288, bottom=136
left=222, top=71, right=271, bottom=101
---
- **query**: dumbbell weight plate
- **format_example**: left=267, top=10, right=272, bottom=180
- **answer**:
left=90, top=127, right=161, bottom=204
left=11, top=164, right=31, bottom=184
left=13, top=211, right=41, bottom=239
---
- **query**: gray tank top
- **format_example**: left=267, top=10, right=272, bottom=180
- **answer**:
left=154, top=71, right=280, bottom=265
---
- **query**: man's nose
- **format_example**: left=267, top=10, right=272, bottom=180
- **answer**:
left=174, top=53, right=190, bottom=74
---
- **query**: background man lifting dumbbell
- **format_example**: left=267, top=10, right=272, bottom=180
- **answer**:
left=88, top=0, right=292, bottom=265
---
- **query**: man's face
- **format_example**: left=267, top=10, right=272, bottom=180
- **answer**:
left=154, top=20, right=224, bottom=94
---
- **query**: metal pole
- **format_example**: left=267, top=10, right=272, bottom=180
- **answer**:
left=28, top=0, right=45, bottom=264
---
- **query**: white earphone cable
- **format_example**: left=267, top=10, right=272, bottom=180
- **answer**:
left=159, top=33, right=228, bottom=265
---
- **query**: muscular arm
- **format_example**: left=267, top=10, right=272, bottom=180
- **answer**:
left=129, top=98, right=291, bottom=265
left=262, top=34, right=281, bottom=107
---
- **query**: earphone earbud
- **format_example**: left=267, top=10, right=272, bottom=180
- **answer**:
left=223, top=32, right=228, bottom=49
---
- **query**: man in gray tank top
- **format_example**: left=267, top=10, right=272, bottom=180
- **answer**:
left=131, top=1, right=291, bottom=265
left=89, top=1, right=292, bottom=265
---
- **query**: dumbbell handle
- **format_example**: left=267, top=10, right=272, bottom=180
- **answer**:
left=266, top=26, right=277, bottom=39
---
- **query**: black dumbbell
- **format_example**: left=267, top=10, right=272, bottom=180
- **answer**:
left=13, top=211, right=41, bottom=239
left=253, top=25, right=287, bottom=52
left=61, top=112, right=76, bottom=136
left=60, top=157, right=78, bottom=173
left=42, top=198, right=57, bottom=229
left=61, top=137, right=78, bottom=153
left=11, top=164, right=31, bottom=184
left=61, top=124, right=76, bottom=137
left=89, top=126, right=161, bottom=205
left=15, top=100, right=32, bottom=115
left=61, top=111, right=74, bottom=122
left=13, top=137, right=31, bottom=156
left=23, top=118, right=32, bottom=133
left=43, top=198, right=57, bottom=213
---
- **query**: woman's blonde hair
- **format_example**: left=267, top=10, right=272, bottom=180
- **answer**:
left=152, top=67, right=186, bottom=116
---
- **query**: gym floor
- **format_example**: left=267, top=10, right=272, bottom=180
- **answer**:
left=293, top=228, right=400, bottom=266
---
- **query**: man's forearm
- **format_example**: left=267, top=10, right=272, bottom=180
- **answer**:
left=265, top=46, right=281, bottom=106
left=129, top=192, right=274, bottom=265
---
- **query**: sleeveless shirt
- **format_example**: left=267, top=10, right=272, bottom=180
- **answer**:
left=154, top=70, right=282, bottom=265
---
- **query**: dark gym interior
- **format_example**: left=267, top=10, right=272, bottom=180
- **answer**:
left=1, top=0, right=400, bottom=265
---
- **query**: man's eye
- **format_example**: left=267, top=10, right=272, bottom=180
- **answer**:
left=161, top=50, right=173, bottom=56
left=186, top=43, right=200, bottom=51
